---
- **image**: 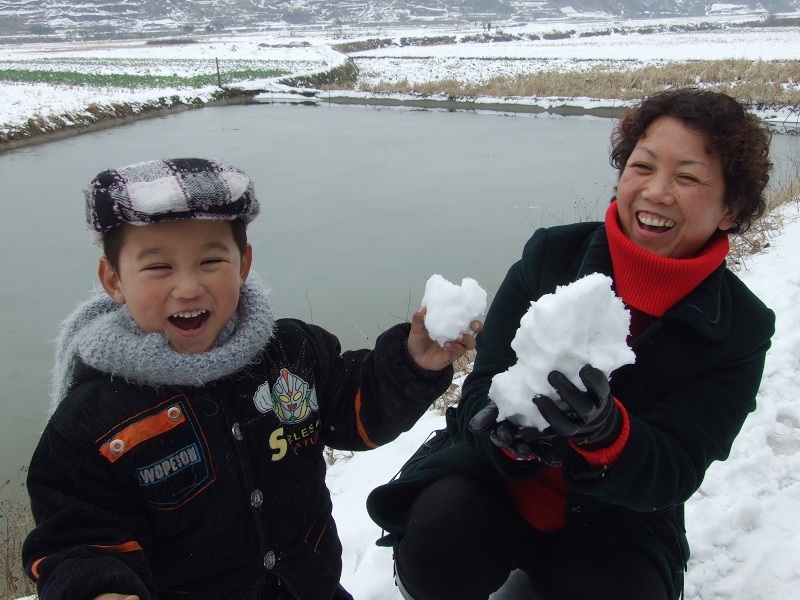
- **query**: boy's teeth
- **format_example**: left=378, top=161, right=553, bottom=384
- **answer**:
left=173, top=309, right=207, bottom=318
left=638, top=213, right=675, bottom=228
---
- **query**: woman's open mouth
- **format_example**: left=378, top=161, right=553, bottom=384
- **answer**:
left=637, top=212, right=675, bottom=233
left=169, top=309, right=209, bottom=331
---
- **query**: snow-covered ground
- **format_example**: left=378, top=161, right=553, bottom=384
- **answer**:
left=6, top=16, right=800, bottom=600
left=0, top=34, right=344, bottom=136
left=352, top=24, right=800, bottom=87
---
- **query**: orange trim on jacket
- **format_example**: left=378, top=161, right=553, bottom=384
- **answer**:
left=90, top=541, right=144, bottom=553
left=354, top=388, right=379, bottom=449
left=30, top=557, right=45, bottom=580
left=30, top=541, right=143, bottom=580
left=99, top=403, right=186, bottom=463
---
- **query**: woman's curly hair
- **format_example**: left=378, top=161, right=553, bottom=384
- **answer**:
left=610, top=88, right=772, bottom=233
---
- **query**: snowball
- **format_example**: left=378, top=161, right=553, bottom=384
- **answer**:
left=421, top=274, right=487, bottom=347
left=489, top=273, right=635, bottom=429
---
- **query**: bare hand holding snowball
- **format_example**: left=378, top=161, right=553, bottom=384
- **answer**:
left=409, top=275, right=486, bottom=372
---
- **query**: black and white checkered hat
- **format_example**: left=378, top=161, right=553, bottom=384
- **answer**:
left=85, top=158, right=260, bottom=244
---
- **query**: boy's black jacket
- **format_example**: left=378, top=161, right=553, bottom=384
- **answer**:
left=24, top=318, right=452, bottom=600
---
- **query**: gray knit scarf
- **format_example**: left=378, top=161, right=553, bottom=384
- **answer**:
left=50, top=277, right=275, bottom=413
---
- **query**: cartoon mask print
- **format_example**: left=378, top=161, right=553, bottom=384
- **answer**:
left=254, top=368, right=319, bottom=424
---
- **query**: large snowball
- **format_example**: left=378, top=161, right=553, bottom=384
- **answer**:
left=422, top=274, right=487, bottom=347
left=489, top=273, right=635, bottom=430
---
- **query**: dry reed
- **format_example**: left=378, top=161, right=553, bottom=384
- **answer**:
left=356, top=59, right=800, bottom=107
left=1, top=467, right=35, bottom=599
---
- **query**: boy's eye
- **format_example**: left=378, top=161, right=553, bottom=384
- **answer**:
left=202, top=258, right=226, bottom=266
left=143, top=264, right=171, bottom=271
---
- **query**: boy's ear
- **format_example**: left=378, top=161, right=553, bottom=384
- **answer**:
left=240, top=243, right=253, bottom=285
left=98, top=257, right=126, bottom=305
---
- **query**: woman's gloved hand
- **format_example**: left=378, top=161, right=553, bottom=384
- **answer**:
left=468, top=401, right=562, bottom=466
left=532, top=364, right=621, bottom=449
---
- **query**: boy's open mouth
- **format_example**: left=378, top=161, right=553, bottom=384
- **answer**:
left=169, top=309, right=209, bottom=331
left=637, top=212, right=675, bottom=233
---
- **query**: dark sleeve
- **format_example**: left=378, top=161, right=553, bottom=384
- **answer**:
left=297, top=320, right=454, bottom=450
left=564, top=278, right=776, bottom=511
left=23, top=416, right=156, bottom=600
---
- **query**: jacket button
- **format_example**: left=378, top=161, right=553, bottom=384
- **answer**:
left=232, top=423, right=244, bottom=441
left=167, top=406, right=182, bottom=421
left=109, top=439, right=125, bottom=455
left=250, top=489, right=264, bottom=508
left=263, top=550, right=276, bottom=570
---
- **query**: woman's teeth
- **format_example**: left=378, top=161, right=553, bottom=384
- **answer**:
left=638, top=213, right=675, bottom=229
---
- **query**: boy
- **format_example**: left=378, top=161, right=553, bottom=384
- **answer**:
left=22, top=158, right=479, bottom=600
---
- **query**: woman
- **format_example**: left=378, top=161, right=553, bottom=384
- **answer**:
left=367, top=88, right=775, bottom=600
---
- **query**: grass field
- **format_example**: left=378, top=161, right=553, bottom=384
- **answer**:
left=0, top=57, right=297, bottom=88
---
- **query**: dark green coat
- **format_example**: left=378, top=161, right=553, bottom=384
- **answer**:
left=368, top=222, right=774, bottom=597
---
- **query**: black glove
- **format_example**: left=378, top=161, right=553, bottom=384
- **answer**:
left=532, top=364, right=621, bottom=449
left=469, top=401, right=562, bottom=466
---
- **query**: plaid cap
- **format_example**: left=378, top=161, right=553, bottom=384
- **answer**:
left=85, top=158, right=260, bottom=244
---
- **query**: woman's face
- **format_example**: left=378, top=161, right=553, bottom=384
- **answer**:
left=616, top=115, right=735, bottom=259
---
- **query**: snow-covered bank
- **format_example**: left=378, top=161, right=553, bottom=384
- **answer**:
left=0, top=33, right=347, bottom=146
